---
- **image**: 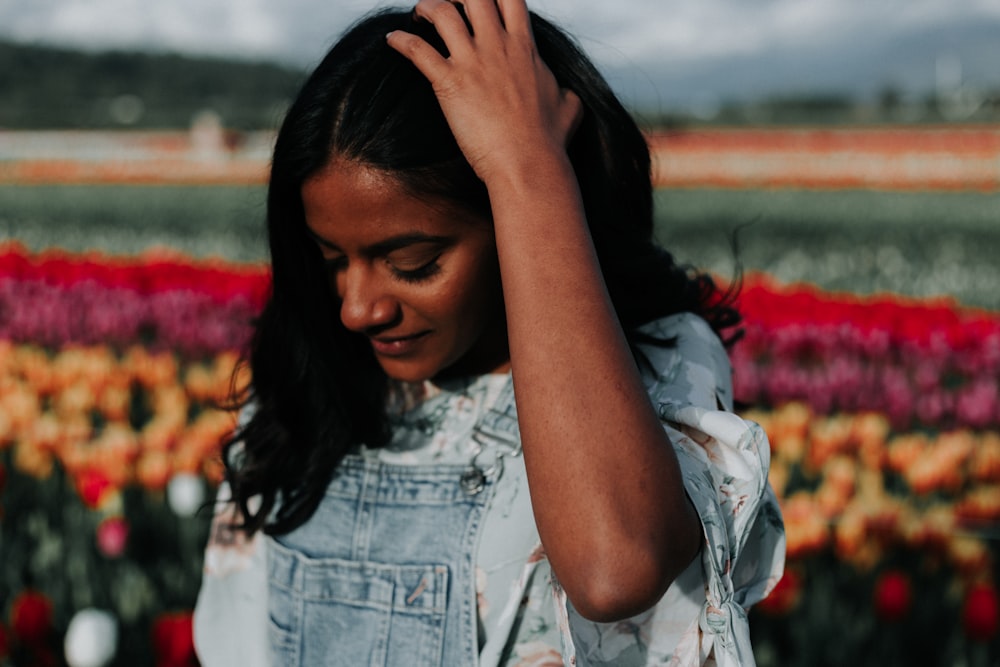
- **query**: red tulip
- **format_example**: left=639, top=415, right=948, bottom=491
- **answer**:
left=151, top=611, right=196, bottom=667
left=873, top=570, right=911, bottom=622
left=755, top=569, right=801, bottom=616
left=963, top=583, right=1000, bottom=642
left=9, top=590, right=52, bottom=646
left=76, top=469, right=114, bottom=509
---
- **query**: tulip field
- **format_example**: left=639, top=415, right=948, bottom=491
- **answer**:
left=2, top=171, right=1000, bottom=665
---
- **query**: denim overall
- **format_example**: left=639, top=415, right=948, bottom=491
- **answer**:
left=266, top=379, right=523, bottom=667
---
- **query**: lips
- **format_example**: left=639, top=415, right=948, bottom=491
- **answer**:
left=369, top=331, right=431, bottom=357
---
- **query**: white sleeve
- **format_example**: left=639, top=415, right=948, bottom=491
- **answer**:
left=193, top=482, right=270, bottom=667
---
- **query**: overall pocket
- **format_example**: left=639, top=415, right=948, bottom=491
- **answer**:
left=268, top=539, right=450, bottom=667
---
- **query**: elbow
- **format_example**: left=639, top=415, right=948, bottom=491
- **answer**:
left=565, top=541, right=702, bottom=623
left=569, top=577, right=668, bottom=623
left=563, top=506, right=704, bottom=622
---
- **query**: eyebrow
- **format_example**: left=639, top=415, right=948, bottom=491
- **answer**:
left=304, top=228, right=453, bottom=256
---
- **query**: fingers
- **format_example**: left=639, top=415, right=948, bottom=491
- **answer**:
left=494, top=0, right=533, bottom=41
left=453, top=0, right=505, bottom=44
left=385, top=29, right=451, bottom=83
left=412, top=0, right=475, bottom=57
left=460, top=0, right=535, bottom=46
left=388, top=0, right=513, bottom=86
left=391, top=0, right=537, bottom=82
left=416, top=0, right=531, bottom=46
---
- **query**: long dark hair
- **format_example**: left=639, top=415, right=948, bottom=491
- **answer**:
left=224, top=7, right=741, bottom=536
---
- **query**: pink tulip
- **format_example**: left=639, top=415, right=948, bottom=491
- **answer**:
left=96, top=516, right=130, bottom=559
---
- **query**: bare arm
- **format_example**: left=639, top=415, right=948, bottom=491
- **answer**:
left=387, top=0, right=701, bottom=622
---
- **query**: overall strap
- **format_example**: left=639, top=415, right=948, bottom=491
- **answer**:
left=475, top=375, right=519, bottom=445
left=462, top=375, right=521, bottom=496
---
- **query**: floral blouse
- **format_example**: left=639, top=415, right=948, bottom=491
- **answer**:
left=193, top=312, right=785, bottom=666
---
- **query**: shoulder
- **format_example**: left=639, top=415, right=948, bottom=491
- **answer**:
left=635, top=312, right=733, bottom=411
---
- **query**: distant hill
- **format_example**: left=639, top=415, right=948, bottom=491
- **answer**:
left=3, top=38, right=997, bottom=131
left=0, top=40, right=306, bottom=130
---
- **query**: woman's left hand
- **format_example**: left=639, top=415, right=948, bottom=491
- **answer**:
left=386, top=0, right=582, bottom=186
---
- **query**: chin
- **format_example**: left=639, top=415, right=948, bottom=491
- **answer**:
left=377, top=360, right=440, bottom=384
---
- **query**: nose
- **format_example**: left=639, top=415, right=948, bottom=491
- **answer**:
left=337, top=264, right=400, bottom=333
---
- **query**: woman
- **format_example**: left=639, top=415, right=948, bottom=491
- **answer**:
left=194, top=2, right=784, bottom=665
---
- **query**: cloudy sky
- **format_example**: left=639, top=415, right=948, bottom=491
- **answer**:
left=2, top=0, right=999, bottom=110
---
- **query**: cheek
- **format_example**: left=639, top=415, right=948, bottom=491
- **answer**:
left=425, top=271, right=497, bottom=332
left=413, top=244, right=501, bottom=332
left=426, top=281, right=479, bottom=325
left=457, top=261, right=503, bottom=325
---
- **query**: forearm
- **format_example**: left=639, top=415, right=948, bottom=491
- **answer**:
left=385, top=0, right=702, bottom=620
left=487, top=151, right=701, bottom=621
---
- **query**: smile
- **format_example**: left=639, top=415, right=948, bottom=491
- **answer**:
left=369, top=331, right=431, bottom=357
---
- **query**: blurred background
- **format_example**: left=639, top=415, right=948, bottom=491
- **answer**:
left=3, top=0, right=999, bottom=305
left=1, top=0, right=999, bottom=665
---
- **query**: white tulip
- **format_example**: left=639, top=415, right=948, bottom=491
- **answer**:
left=167, top=472, right=206, bottom=517
left=64, top=608, right=117, bottom=667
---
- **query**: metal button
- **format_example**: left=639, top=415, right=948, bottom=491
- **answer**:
left=460, top=467, right=486, bottom=495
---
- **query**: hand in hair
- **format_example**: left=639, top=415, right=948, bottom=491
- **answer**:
left=398, top=0, right=702, bottom=623
left=386, top=0, right=582, bottom=185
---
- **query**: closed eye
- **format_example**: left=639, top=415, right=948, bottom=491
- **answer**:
left=385, top=241, right=446, bottom=284
left=391, top=257, right=441, bottom=283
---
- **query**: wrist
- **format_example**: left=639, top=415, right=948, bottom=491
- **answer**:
left=481, top=144, right=577, bottom=204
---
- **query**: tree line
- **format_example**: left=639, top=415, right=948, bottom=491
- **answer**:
left=3, top=39, right=997, bottom=131
left=0, top=40, right=306, bottom=130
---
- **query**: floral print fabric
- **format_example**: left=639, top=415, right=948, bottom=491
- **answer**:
left=194, top=313, right=785, bottom=666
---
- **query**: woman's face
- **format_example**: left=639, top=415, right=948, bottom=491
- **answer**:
left=302, top=160, right=509, bottom=382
